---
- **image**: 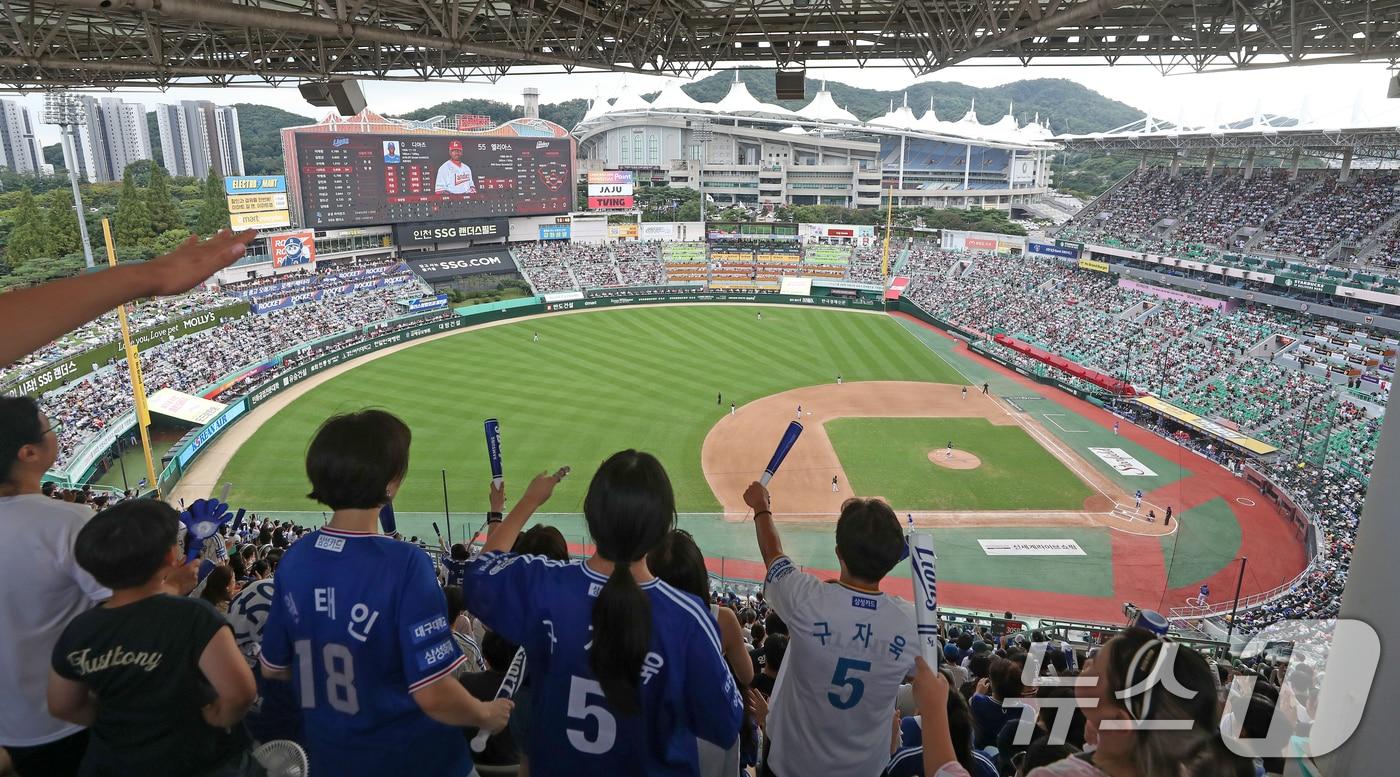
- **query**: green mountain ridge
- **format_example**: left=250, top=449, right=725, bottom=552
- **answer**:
left=400, top=70, right=1144, bottom=136
left=41, top=74, right=1146, bottom=195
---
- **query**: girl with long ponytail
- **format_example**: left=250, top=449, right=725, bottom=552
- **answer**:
left=462, top=450, right=743, bottom=776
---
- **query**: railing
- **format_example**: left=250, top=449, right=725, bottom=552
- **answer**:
left=1167, top=554, right=1323, bottom=624
left=1168, top=468, right=1330, bottom=626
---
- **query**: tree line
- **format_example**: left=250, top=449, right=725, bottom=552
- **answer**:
left=0, top=162, right=229, bottom=291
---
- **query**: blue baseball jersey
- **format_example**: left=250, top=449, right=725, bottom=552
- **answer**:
left=442, top=557, right=470, bottom=589
left=260, top=527, right=471, bottom=777
left=462, top=551, right=743, bottom=777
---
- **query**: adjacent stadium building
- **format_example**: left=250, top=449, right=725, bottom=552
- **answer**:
left=574, top=77, right=1057, bottom=213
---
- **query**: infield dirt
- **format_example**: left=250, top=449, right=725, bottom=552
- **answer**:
left=700, top=380, right=1173, bottom=536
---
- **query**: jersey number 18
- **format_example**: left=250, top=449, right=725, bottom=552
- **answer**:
left=295, top=640, right=360, bottom=714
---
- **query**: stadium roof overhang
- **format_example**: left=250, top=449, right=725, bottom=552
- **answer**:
left=575, top=113, right=884, bottom=152
left=576, top=108, right=1055, bottom=153
left=1058, top=125, right=1400, bottom=163
left=4, top=0, right=1400, bottom=89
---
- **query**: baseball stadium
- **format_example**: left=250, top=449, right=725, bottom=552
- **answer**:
left=5, top=4, right=1400, bottom=774
left=161, top=297, right=1307, bottom=629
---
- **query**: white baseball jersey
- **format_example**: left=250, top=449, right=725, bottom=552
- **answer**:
left=434, top=160, right=476, bottom=194
left=763, top=555, right=917, bottom=777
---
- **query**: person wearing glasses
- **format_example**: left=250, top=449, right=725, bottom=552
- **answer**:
left=910, top=628, right=1245, bottom=777
left=0, top=397, right=111, bottom=777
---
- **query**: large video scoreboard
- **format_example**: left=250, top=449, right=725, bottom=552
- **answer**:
left=294, top=133, right=572, bottom=228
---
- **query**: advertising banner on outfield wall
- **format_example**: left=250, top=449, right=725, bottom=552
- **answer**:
left=3, top=302, right=250, bottom=398
left=405, top=295, right=449, bottom=312
left=548, top=290, right=880, bottom=312
left=177, top=399, right=247, bottom=468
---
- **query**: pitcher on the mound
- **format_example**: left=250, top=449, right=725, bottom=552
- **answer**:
left=946, top=441, right=953, bottom=460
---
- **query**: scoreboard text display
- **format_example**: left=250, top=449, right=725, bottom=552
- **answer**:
left=587, top=170, right=634, bottom=210
left=295, top=134, right=573, bottom=228
left=394, top=217, right=508, bottom=248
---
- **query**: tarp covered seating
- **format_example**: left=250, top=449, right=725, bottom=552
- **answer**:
left=992, top=333, right=1139, bottom=397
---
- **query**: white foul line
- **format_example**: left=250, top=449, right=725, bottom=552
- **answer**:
left=1043, top=413, right=1088, bottom=434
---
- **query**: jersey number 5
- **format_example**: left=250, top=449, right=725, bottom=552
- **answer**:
left=567, top=676, right=617, bottom=754
left=294, top=640, right=360, bottom=714
left=828, top=657, right=872, bottom=710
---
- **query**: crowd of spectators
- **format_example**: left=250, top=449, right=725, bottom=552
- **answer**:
left=848, top=246, right=888, bottom=283
left=513, top=242, right=621, bottom=292
left=1056, top=167, right=1400, bottom=268
left=1230, top=460, right=1361, bottom=632
left=612, top=241, right=666, bottom=286
left=39, top=285, right=423, bottom=469
left=1057, top=168, right=1215, bottom=248
left=1255, top=171, right=1400, bottom=259
left=1172, top=170, right=1299, bottom=250
left=513, top=242, right=580, bottom=292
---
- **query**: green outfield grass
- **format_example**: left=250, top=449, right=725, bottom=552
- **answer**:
left=826, top=417, right=1094, bottom=511
left=219, top=306, right=968, bottom=511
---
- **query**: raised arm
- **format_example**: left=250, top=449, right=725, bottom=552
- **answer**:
left=744, top=482, right=784, bottom=569
left=482, top=480, right=506, bottom=541
left=480, top=468, right=568, bottom=555
left=913, top=657, right=963, bottom=777
left=0, top=230, right=256, bottom=367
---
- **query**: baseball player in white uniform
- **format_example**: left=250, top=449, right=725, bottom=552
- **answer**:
left=434, top=140, right=476, bottom=195
left=743, top=482, right=916, bottom=777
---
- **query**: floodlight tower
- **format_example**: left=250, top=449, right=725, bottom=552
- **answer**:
left=42, top=93, right=95, bottom=268
left=694, top=120, right=714, bottom=225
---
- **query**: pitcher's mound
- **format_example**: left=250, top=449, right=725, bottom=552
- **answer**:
left=928, top=449, right=981, bottom=469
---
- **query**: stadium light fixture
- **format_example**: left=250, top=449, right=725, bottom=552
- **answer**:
left=1388, top=73, right=1400, bottom=99
left=41, top=92, right=96, bottom=269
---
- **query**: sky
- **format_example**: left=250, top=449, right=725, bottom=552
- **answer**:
left=10, top=57, right=1400, bottom=145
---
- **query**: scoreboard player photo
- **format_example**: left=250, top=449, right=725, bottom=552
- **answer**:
left=435, top=140, right=477, bottom=196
